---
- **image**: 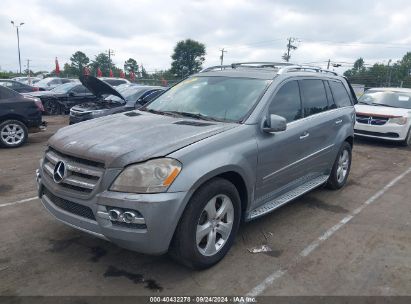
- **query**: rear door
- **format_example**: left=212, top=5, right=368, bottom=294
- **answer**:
left=298, top=78, right=338, bottom=175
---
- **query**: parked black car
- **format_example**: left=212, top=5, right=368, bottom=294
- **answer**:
left=34, top=77, right=74, bottom=91
left=69, top=75, right=165, bottom=124
left=25, top=82, right=97, bottom=115
left=0, top=86, right=44, bottom=148
left=0, top=79, right=40, bottom=93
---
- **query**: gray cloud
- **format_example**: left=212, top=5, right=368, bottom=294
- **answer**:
left=1, top=0, right=411, bottom=73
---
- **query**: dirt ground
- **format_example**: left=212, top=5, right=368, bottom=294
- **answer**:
left=0, top=115, right=410, bottom=297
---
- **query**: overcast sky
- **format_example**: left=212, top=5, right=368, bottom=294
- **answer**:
left=1, top=0, right=411, bottom=74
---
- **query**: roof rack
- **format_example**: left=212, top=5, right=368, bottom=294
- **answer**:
left=199, top=62, right=338, bottom=76
left=199, top=65, right=233, bottom=73
left=277, top=65, right=338, bottom=76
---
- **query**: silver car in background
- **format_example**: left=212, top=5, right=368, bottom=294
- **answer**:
left=36, top=62, right=356, bottom=269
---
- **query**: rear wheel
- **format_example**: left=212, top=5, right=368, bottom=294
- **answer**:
left=170, top=178, right=241, bottom=269
left=326, top=141, right=352, bottom=190
left=0, top=120, right=28, bottom=148
left=43, top=99, right=61, bottom=115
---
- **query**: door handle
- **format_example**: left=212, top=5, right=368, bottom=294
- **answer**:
left=299, top=132, right=310, bottom=139
left=335, top=119, right=343, bottom=125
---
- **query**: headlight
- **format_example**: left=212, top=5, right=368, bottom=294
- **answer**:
left=389, top=117, right=407, bottom=125
left=110, top=158, right=182, bottom=193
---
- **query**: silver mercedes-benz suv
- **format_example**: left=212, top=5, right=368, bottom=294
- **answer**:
left=36, top=62, right=356, bottom=269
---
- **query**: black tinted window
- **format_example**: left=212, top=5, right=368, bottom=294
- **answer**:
left=300, top=79, right=328, bottom=117
left=269, top=81, right=302, bottom=122
left=71, top=85, right=90, bottom=94
left=324, top=81, right=337, bottom=109
left=0, top=87, right=19, bottom=99
left=141, top=90, right=163, bottom=104
left=329, top=81, right=352, bottom=107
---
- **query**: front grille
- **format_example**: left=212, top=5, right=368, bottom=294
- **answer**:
left=355, top=129, right=400, bottom=138
left=356, top=114, right=388, bottom=126
left=42, top=187, right=96, bottom=220
left=42, top=147, right=104, bottom=196
left=70, top=109, right=92, bottom=117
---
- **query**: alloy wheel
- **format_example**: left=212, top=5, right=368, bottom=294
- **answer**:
left=196, top=194, right=234, bottom=257
left=337, top=149, right=350, bottom=184
left=1, top=123, right=25, bottom=146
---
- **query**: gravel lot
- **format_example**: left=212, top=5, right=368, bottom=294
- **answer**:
left=1, top=115, right=410, bottom=296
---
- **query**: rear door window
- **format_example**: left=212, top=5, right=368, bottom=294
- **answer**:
left=324, top=81, right=337, bottom=109
left=268, top=80, right=302, bottom=123
left=299, top=79, right=328, bottom=117
left=329, top=81, right=352, bottom=107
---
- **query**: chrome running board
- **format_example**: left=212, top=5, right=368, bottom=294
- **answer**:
left=248, top=175, right=329, bottom=220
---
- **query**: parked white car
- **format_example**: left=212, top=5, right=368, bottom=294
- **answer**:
left=354, top=88, right=411, bottom=146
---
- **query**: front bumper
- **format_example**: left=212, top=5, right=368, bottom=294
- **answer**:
left=69, top=114, right=92, bottom=125
left=36, top=168, right=188, bottom=255
left=354, top=122, right=409, bottom=141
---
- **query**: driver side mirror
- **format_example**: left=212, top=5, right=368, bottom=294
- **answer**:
left=69, top=92, right=76, bottom=97
left=263, top=114, right=287, bottom=133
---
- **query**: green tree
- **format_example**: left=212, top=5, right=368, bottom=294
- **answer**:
left=91, top=53, right=113, bottom=76
left=124, top=58, right=139, bottom=74
left=170, top=39, right=206, bottom=78
left=69, top=51, right=90, bottom=76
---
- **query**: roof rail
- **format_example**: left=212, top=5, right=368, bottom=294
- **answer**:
left=199, top=62, right=339, bottom=76
left=231, top=62, right=294, bottom=69
left=199, top=65, right=233, bottom=73
left=278, top=65, right=338, bottom=76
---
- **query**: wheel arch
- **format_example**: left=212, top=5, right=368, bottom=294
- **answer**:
left=0, top=114, right=28, bottom=126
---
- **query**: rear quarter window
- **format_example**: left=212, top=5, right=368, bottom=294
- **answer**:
left=329, top=81, right=352, bottom=107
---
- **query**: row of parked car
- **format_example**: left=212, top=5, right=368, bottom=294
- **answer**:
left=2, top=62, right=410, bottom=269
left=0, top=76, right=166, bottom=147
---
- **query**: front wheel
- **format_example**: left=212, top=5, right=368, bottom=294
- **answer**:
left=43, top=99, right=61, bottom=115
left=0, top=120, right=28, bottom=148
left=402, top=127, right=411, bottom=147
left=327, top=141, right=352, bottom=190
left=170, top=178, right=241, bottom=269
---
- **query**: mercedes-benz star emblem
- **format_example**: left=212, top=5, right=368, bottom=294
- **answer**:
left=53, top=161, right=66, bottom=183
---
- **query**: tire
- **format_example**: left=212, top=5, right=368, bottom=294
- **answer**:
left=402, top=127, right=411, bottom=147
left=326, top=141, right=352, bottom=190
left=0, top=120, right=28, bottom=148
left=170, top=178, right=241, bottom=269
left=43, top=99, right=61, bottom=115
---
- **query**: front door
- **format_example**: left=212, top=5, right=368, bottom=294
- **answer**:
left=255, top=80, right=312, bottom=206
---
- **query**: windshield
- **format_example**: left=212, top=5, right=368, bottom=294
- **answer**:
left=358, top=90, right=411, bottom=109
left=104, top=86, right=144, bottom=102
left=51, top=82, right=77, bottom=93
left=145, top=76, right=271, bottom=122
left=35, top=78, right=53, bottom=87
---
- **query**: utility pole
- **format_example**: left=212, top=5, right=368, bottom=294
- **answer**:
left=106, top=49, right=115, bottom=69
left=327, top=59, right=331, bottom=69
left=220, top=48, right=227, bottom=68
left=282, top=37, right=298, bottom=62
left=11, top=21, right=24, bottom=74
left=26, top=59, right=31, bottom=85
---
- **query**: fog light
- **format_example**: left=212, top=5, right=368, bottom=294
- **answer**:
left=108, top=209, right=121, bottom=221
left=123, top=211, right=137, bottom=223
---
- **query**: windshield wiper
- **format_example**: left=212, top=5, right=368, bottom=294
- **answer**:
left=163, top=111, right=225, bottom=122
left=141, top=108, right=180, bottom=117
left=371, top=103, right=396, bottom=108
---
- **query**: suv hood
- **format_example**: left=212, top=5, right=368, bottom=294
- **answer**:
left=49, top=111, right=237, bottom=167
left=355, top=104, right=411, bottom=117
left=80, top=75, right=125, bottom=101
